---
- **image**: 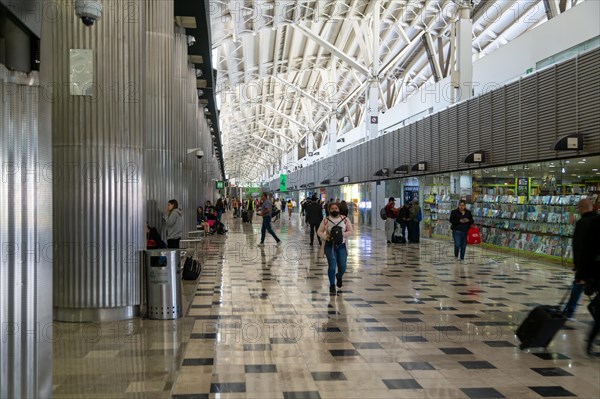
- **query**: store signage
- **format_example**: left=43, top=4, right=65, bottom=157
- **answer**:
left=553, top=134, right=584, bottom=151
left=394, top=165, right=409, bottom=174
left=374, top=168, right=389, bottom=177
left=411, top=162, right=428, bottom=172
left=215, top=181, right=225, bottom=189
left=464, top=151, right=486, bottom=164
left=279, top=174, right=287, bottom=192
left=338, top=176, right=350, bottom=183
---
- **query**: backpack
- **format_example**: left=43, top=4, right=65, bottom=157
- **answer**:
left=217, top=223, right=227, bottom=235
left=327, top=217, right=346, bottom=245
left=380, top=207, right=388, bottom=220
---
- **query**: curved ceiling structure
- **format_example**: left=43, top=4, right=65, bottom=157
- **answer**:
left=209, top=0, right=582, bottom=184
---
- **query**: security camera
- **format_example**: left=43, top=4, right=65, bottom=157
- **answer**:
left=75, top=0, right=102, bottom=27
left=187, top=148, right=204, bottom=159
left=187, top=35, right=196, bottom=47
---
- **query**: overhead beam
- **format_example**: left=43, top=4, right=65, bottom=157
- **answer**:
left=423, top=33, right=443, bottom=82
left=294, top=23, right=370, bottom=76
left=257, top=122, right=296, bottom=144
left=247, top=142, right=279, bottom=160
left=379, top=31, right=424, bottom=77
left=272, top=76, right=330, bottom=110
left=252, top=133, right=286, bottom=151
left=543, top=0, right=560, bottom=19
left=264, top=104, right=311, bottom=131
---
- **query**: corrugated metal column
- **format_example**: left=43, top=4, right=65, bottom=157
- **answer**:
left=0, top=0, right=53, bottom=395
left=145, top=0, right=175, bottom=229
left=52, top=0, right=146, bottom=322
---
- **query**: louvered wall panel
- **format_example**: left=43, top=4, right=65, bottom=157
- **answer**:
left=422, top=118, right=433, bottom=173
left=439, top=110, right=450, bottom=171
left=415, top=119, right=425, bottom=167
left=504, top=83, right=521, bottom=164
left=372, top=136, right=383, bottom=176
left=457, top=102, right=470, bottom=167
left=397, top=127, right=407, bottom=166
left=448, top=107, right=459, bottom=170
left=537, top=67, right=559, bottom=160
left=354, top=145, right=365, bottom=182
left=479, top=92, right=493, bottom=164
left=491, top=90, right=506, bottom=164
left=577, top=49, right=600, bottom=154
left=555, top=59, right=577, bottom=137
left=430, top=113, right=440, bottom=172
left=520, top=75, right=538, bottom=161
left=403, top=126, right=412, bottom=166
left=468, top=98, right=480, bottom=150
left=383, top=133, right=394, bottom=170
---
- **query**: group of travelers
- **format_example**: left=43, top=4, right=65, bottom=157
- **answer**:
left=384, top=197, right=422, bottom=244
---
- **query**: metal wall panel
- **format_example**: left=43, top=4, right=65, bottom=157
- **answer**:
left=537, top=67, right=558, bottom=160
left=145, top=0, right=175, bottom=229
left=438, top=110, right=450, bottom=171
left=52, top=0, right=146, bottom=321
left=520, top=75, right=538, bottom=161
left=491, top=90, right=506, bottom=164
left=430, top=114, right=440, bottom=172
left=0, top=65, right=53, bottom=399
left=577, top=50, right=600, bottom=154
left=479, top=92, right=493, bottom=164
left=504, top=83, right=521, bottom=164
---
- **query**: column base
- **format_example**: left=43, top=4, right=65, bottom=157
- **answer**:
left=54, top=306, right=139, bottom=322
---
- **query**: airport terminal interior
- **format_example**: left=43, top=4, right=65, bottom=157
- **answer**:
left=1, top=0, right=599, bottom=398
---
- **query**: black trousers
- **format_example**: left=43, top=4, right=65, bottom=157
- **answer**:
left=310, top=223, right=321, bottom=245
left=587, top=293, right=600, bottom=352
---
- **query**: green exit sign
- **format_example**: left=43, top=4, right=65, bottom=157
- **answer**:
left=216, top=181, right=225, bottom=189
left=526, top=67, right=534, bottom=74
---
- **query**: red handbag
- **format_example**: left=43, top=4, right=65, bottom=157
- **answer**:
left=467, top=226, right=482, bottom=245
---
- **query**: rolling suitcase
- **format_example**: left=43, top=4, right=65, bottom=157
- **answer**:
left=182, top=256, right=201, bottom=280
left=516, top=305, right=566, bottom=349
left=242, top=210, right=249, bottom=223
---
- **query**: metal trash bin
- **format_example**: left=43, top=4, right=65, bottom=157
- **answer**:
left=145, top=249, right=182, bottom=319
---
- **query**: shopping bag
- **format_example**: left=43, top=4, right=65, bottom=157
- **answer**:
left=467, top=226, right=481, bottom=245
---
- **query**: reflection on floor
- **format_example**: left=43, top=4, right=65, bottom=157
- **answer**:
left=53, top=214, right=600, bottom=399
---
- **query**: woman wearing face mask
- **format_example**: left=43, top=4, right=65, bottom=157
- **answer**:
left=318, top=202, right=354, bottom=295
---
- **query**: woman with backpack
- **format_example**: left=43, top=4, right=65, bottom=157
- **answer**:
left=318, top=202, right=354, bottom=295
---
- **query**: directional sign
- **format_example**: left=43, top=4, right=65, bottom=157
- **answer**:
left=279, top=174, right=287, bottom=192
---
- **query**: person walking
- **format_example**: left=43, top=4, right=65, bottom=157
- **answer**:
left=163, top=199, right=183, bottom=248
left=449, top=200, right=474, bottom=261
left=245, top=196, right=255, bottom=223
left=384, top=197, right=398, bottom=244
left=339, top=200, right=349, bottom=217
left=408, top=199, right=421, bottom=243
left=307, top=195, right=324, bottom=247
left=287, top=199, right=293, bottom=220
left=257, top=192, right=281, bottom=247
left=563, top=199, right=600, bottom=319
left=318, top=202, right=354, bottom=295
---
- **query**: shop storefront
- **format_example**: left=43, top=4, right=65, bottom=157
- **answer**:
left=422, top=155, right=600, bottom=263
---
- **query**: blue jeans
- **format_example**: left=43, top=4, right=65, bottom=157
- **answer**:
left=563, top=280, right=584, bottom=318
left=261, top=216, right=280, bottom=243
left=324, top=242, right=347, bottom=287
left=452, top=230, right=467, bottom=260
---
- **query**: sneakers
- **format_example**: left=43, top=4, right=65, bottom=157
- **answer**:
left=256, top=243, right=265, bottom=247
left=276, top=241, right=282, bottom=246
left=336, top=273, right=343, bottom=288
left=329, top=286, right=337, bottom=295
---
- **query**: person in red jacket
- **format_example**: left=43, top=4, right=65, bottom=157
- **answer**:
left=384, top=197, right=398, bottom=244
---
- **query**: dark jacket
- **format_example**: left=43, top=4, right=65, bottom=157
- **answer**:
left=339, top=202, right=349, bottom=217
left=574, top=212, right=600, bottom=281
left=397, top=206, right=410, bottom=222
left=306, top=201, right=324, bottom=225
left=449, top=209, right=474, bottom=233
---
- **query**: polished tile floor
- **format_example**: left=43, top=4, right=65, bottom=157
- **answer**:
left=54, top=213, right=600, bottom=399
